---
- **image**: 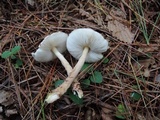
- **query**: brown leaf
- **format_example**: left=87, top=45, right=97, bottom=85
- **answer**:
left=137, top=46, right=159, bottom=53
left=107, top=9, right=134, bottom=44
left=101, top=107, right=112, bottom=114
left=79, top=9, right=90, bottom=17
left=0, top=90, right=14, bottom=106
left=133, top=59, right=155, bottom=72
left=132, top=58, right=156, bottom=77
left=25, top=0, right=35, bottom=6
left=101, top=107, right=113, bottom=120
left=108, top=19, right=134, bottom=43
left=100, top=102, right=114, bottom=120
left=137, top=113, right=146, bottom=120
left=143, top=68, right=150, bottom=77
left=85, top=108, right=96, bottom=120
left=110, top=9, right=127, bottom=19
left=0, top=29, right=14, bottom=54
left=155, top=74, right=160, bottom=82
left=101, top=110, right=113, bottom=120
left=5, top=109, right=18, bottom=117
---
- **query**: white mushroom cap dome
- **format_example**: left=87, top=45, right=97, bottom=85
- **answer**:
left=31, top=49, right=55, bottom=62
left=39, top=32, right=68, bottom=52
left=32, top=31, right=68, bottom=62
left=67, top=28, right=109, bottom=63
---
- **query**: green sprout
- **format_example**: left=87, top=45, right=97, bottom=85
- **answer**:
left=1, top=45, right=23, bottom=68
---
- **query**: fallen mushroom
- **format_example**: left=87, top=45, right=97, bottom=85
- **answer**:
left=45, top=28, right=109, bottom=103
left=31, top=31, right=83, bottom=99
left=31, top=32, right=71, bottom=73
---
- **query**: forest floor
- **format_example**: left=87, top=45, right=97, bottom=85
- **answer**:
left=0, top=0, right=160, bottom=120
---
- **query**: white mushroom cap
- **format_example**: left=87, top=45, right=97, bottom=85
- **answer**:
left=44, top=29, right=109, bottom=103
left=32, top=31, right=85, bottom=103
left=67, top=28, right=109, bottom=63
left=31, top=49, right=55, bottom=62
left=39, top=31, right=68, bottom=52
left=32, top=31, right=68, bottom=62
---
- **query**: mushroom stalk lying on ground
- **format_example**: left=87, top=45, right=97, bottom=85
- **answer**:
left=31, top=31, right=83, bottom=99
left=45, top=28, right=109, bottom=103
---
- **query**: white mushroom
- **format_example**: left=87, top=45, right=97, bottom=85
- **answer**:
left=32, top=31, right=83, bottom=102
left=67, top=28, right=108, bottom=63
left=32, top=31, right=72, bottom=75
left=45, top=28, right=109, bottom=103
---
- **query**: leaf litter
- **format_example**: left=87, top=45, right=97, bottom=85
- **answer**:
left=0, top=90, right=18, bottom=118
left=0, top=90, right=13, bottom=106
left=107, top=9, right=135, bottom=44
left=0, top=0, right=160, bottom=120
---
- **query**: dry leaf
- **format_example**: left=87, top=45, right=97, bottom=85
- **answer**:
left=143, top=68, right=150, bottom=77
left=25, top=0, right=35, bottom=6
left=0, top=90, right=14, bottom=106
left=5, top=109, right=18, bottom=117
left=100, top=102, right=114, bottom=120
left=138, top=46, right=159, bottom=53
left=132, top=58, right=157, bottom=77
left=79, top=9, right=90, bottom=17
left=107, top=10, right=134, bottom=44
left=101, top=106, right=113, bottom=114
left=101, top=110, right=112, bottom=120
left=137, top=113, right=146, bottom=120
left=85, top=109, right=92, bottom=120
left=110, top=9, right=126, bottom=19
left=133, top=59, right=155, bottom=72
left=108, top=20, right=134, bottom=43
left=85, top=108, right=98, bottom=120
left=155, top=74, right=160, bottom=82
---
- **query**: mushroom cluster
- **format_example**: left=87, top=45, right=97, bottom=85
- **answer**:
left=43, top=28, right=109, bottom=103
left=32, top=28, right=109, bottom=104
left=32, top=31, right=83, bottom=101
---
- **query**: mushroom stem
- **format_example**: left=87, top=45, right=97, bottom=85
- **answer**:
left=72, top=47, right=89, bottom=77
left=51, top=47, right=83, bottom=98
left=45, top=47, right=89, bottom=103
left=52, top=47, right=72, bottom=75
